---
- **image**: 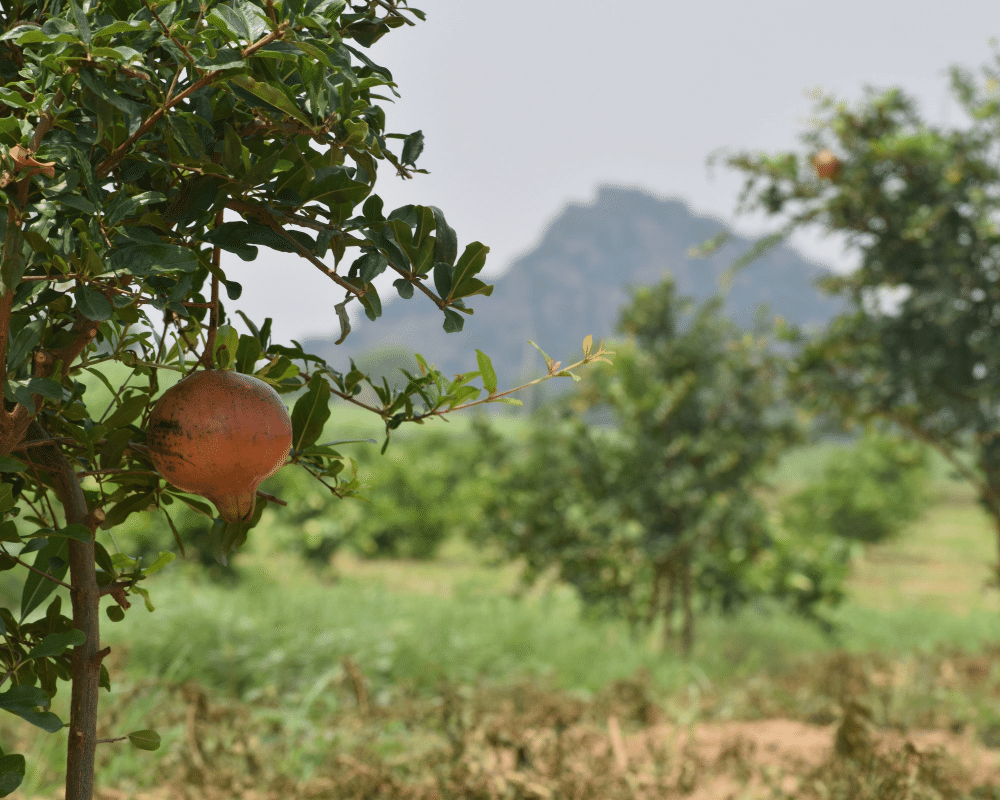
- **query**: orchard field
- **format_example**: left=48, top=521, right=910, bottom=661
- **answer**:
left=3, top=405, right=1000, bottom=800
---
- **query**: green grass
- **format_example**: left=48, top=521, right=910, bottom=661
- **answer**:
left=9, top=435, right=1000, bottom=797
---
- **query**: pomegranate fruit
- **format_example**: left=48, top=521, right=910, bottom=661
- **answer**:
left=146, top=369, right=293, bottom=523
left=813, top=149, right=841, bottom=180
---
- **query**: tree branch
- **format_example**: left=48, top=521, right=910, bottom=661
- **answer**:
left=0, top=546, right=74, bottom=591
left=97, top=23, right=289, bottom=179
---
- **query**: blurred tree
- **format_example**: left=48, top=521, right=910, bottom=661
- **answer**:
left=475, top=276, right=842, bottom=656
left=714, top=46, right=1000, bottom=589
left=781, top=427, right=930, bottom=546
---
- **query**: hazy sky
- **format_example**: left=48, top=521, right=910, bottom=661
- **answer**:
left=229, top=1, right=1000, bottom=344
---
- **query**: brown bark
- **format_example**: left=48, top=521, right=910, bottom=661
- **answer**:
left=662, top=558, right=676, bottom=652
left=18, top=424, right=102, bottom=800
left=680, top=556, right=694, bottom=658
left=645, top=561, right=663, bottom=629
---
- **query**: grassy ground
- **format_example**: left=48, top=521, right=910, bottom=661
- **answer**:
left=7, top=437, right=1000, bottom=798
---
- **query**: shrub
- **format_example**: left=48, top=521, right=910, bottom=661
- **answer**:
left=781, top=430, right=930, bottom=545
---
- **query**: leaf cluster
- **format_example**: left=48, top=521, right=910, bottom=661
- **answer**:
left=472, top=277, right=847, bottom=643
left=711, top=49, right=1000, bottom=517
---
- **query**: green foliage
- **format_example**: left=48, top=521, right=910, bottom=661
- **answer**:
left=346, top=427, right=493, bottom=560
left=472, top=413, right=651, bottom=628
left=472, top=276, right=848, bottom=650
left=714, top=44, right=1000, bottom=578
left=782, top=429, right=930, bottom=545
left=0, top=1, right=611, bottom=794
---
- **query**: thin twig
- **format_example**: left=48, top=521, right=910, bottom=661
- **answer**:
left=141, top=0, right=199, bottom=69
left=372, top=0, right=415, bottom=25
left=0, top=546, right=74, bottom=591
left=77, top=469, right=159, bottom=478
left=97, top=24, right=290, bottom=178
left=27, top=89, right=65, bottom=152
left=256, top=490, right=287, bottom=507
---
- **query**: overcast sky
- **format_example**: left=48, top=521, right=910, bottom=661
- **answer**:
left=227, top=1, right=1000, bottom=344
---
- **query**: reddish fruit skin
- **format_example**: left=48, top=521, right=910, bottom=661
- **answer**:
left=146, top=370, right=293, bottom=523
left=813, top=149, right=841, bottom=180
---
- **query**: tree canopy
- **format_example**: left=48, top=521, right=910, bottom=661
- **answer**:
left=474, top=276, right=848, bottom=655
left=713, top=47, right=1000, bottom=588
left=0, top=1, right=609, bottom=796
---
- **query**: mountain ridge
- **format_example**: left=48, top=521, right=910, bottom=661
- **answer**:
left=303, top=185, right=848, bottom=384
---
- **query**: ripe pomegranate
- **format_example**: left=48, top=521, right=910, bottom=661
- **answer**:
left=813, top=149, right=841, bottom=180
left=146, top=369, right=293, bottom=523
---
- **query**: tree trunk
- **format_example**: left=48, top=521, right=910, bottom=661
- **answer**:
left=680, top=556, right=694, bottom=658
left=20, top=422, right=101, bottom=800
left=645, top=561, right=663, bottom=629
left=661, top=558, right=676, bottom=652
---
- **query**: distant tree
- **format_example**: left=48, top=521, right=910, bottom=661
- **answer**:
left=781, top=427, right=930, bottom=546
left=713, top=45, right=1000, bottom=589
left=474, top=276, right=846, bottom=656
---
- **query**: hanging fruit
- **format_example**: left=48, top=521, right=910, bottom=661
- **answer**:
left=146, top=370, right=293, bottom=523
left=813, top=149, right=842, bottom=180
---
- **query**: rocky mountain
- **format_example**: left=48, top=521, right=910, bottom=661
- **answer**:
left=303, top=185, right=849, bottom=387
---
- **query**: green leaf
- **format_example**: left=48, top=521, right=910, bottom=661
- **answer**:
left=141, top=551, right=175, bottom=576
left=0, top=88, right=27, bottom=109
left=393, top=278, right=414, bottom=299
left=476, top=350, right=497, bottom=394
left=0, top=486, right=12, bottom=517
left=230, top=75, right=312, bottom=127
left=529, top=341, right=555, bottom=371
left=20, top=538, right=68, bottom=622
left=94, top=542, right=115, bottom=575
left=109, top=242, right=199, bottom=276
left=355, top=252, right=387, bottom=283
left=203, top=223, right=258, bottom=261
left=127, top=729, right=161, bottom=751
left=235, top=333, right=262, bottom=375
left=49, top=523, right=91, bottom=543
left=291, top=374, right=331, bottom=453
left=450, top=241, right=490, bottom=297
left=223, top=124, right=243, bottom=174
left=0, top=686, right=63, bottom=732
left=106, top=605, right=125, bottom=622
left=359, top=283, right=381, bottom=321
left=163, top=175, right=224, bottom=226
left=77, top=68, right=143, bottom=123
left=442, top=308, right=464, bottom=333
left=452, top=277, right=493, bottom=300
left=68, top=0, right=91, bottom=48
left=101, top=491, right=155, bottom=531
left=400, top=129, right=424, bottom=166
left=25, top=629, right=86, bottom=661
left=0, top=753, right=25, bottom=796
left=0, top=458, right=24, bottom=473
left=490, top=397, right=523, bottom=406
left=433, top=262, right=452, bottom=298
left=0, top=524, right=17, bottom=548
left=6, top=319, right=43, bottom=373
left=10, top=378, right=64, bottom=407
left=102, top=393, right=147, bottom=431
left=161, top=508, right=187, bottom=560
left=208, top=3, right=252, bottom=40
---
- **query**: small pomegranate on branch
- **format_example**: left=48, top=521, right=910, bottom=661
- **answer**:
left=812, top=148, right=842, bottom=180
left=145, top=369, right=293, bottom=523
